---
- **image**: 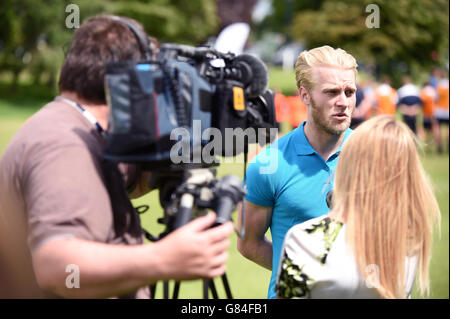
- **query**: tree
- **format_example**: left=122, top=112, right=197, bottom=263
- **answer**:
left=99, top=0, right=219, bottom=44
left=256, top=0, right=325, bottom=37
left=0, top=0, right=68, bottom=90
left=216, top=0, right=258, bottom=31
left=289, top=0, right=449, bottom=86
left=0, top=0, right=221, bottom=91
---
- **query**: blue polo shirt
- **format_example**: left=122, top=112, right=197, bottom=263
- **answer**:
left=244, top=121, right=352, bottom=299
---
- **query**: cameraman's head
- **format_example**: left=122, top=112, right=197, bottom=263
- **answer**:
left=295, top=45, right=357, bottom=135
left=59, top=15, right=157, bottom=104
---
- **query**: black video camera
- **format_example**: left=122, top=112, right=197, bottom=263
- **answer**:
left=103, top=42, right=276, bottom=170
left=102, top=17, right=276, bottom=234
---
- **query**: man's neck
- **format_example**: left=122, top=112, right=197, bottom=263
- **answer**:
left=304, top=121, right=346, bottom=161
left=60, top=91, right=109, bottom=131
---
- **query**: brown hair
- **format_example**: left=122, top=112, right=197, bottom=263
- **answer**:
left=58, top=15, right=157, bottom=104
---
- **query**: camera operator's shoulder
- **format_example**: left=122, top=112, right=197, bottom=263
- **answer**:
left=21, top=100, right=96, bottom=145
left=5, top=100, right=101, bottom=162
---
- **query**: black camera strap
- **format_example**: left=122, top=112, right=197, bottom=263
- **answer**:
left=109, top=16, right=154, bottom=60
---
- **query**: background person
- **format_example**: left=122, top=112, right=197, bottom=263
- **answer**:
left=434, top=69, right=449, bottom=153
left=374, top=76, right=397, bottom=116
left=286, top=93, right=308, bottom=130
left=396, top=76, right=423, bottom=135
left=276, top=115, right=441, bottom=299
left=420, top=81, right=440, bottom=151
left=0, top=15, right=233, bottom=299
left=238, top=45, right=356, bottom=299
left=349, top=84, right=370, bottom=129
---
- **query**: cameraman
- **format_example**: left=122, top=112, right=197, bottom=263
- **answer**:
left=0, top=15, right=233, bottom=299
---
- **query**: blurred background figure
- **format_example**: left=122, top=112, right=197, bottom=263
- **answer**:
left=434, top=69, right=449, bottom=153
left=420, top=81, right=440, bottom=151
left=350, top=80, right=376, bottom=129
left=286, top=93, right=307, bottom=130
left=374, top=76, right=398, bottom=116
left=349, top=84, right=365, bottom=129
left=274, top=90, right=291, bottom=133
left=397, top=76, right=423, bottom=135
left=429, top=67, right=441, bottom=88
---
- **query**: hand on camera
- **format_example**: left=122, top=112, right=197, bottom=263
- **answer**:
left=156, top=212, right=234, bottom=280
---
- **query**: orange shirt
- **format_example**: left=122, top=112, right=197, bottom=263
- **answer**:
left=420, top=85, right=436, bottom=117
left=286, top=96, right=307, bottom=128
left=375, top=84, right=397, bottom=115
left=436, top=79, right=449, bottom=109
left=274, top=93, right=291, bottom=123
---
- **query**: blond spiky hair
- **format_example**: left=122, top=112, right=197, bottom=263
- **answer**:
left=295, top=45, right=358, bottom=91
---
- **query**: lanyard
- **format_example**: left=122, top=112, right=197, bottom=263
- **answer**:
left=56, top=96, right=105, bottom=137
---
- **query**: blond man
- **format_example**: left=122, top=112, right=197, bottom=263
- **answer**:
left=238, top=46, right=357, bottom=299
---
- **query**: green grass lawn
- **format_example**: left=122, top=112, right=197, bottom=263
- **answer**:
left=0, top=80, right=448, bottom=299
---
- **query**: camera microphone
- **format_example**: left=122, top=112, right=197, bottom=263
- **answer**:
left=161, top=43, right=229, bottom=60
left=160, top=43, right=268, bottom=98
left=233, top=54, right=268, bottom=98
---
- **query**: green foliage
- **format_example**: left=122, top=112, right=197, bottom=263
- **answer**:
left=0, top=0, right=220, bottom=91
left=108, top=0, right=219, bottom=44
left=256, top=0, right=325, bottom=36
left=0, top=0, right=67, bottom=88
left=289, top=0, right=449, bottom=85
left=257, top=0, right=449, bottom=87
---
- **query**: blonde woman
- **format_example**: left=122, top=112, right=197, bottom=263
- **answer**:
left=276, top=115, right=441, bottom=298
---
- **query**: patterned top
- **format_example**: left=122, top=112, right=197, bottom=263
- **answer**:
left=276, top=216, right=418, bottom=299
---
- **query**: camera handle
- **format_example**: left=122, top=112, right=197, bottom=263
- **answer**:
left=144, top=168, right=243, bottom=299
left=173, top=193, right=195, bottom=229
left=172, top=169, right=215, bottom=229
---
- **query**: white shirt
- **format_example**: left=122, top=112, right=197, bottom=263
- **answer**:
left=397, top=83, right=421, bottom=99
left=276, top=216, right=418, bottom=299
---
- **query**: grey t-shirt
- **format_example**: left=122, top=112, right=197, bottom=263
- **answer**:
left=0, top=99, right=148, bottom=298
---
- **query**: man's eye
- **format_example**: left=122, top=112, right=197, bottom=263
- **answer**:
left=345, top=90, right=355, bottom=97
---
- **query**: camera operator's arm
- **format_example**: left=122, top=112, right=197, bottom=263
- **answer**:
left=237, top=200, right=273, bottom=270
left=32, top=213, right=233, bottom=299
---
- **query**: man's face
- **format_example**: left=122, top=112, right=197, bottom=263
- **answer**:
left=303, top=66, right=356, bottom=135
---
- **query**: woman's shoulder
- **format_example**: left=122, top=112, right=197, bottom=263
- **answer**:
left=287, top=215, right=343, bottom=241
left=284, top=215, right=344, bottom=265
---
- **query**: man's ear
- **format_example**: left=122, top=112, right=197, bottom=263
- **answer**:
left=299, top=86, right=311, bottom=106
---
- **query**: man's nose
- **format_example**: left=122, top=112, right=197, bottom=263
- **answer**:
left=336, top=91, right=350, bottom=108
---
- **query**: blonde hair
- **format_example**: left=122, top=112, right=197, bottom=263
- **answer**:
left=330, top=115, right=441, bottom=298
left=295, top=45, right=358, bottom=91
